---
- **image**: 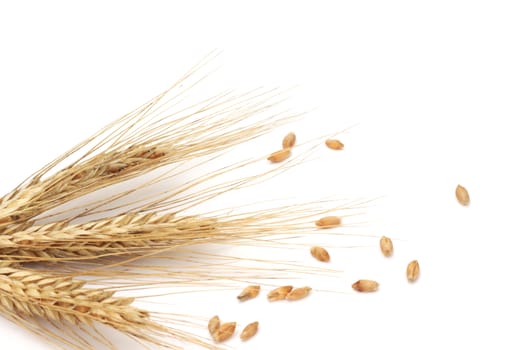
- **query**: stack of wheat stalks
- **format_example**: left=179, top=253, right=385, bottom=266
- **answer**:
left=0, top=55, right=366, bottom=349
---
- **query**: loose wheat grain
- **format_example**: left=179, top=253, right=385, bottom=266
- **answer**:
left=352, top=279, right=379, bottom=292
left=214, top=322, right=236, bottom=342
left=406, top=260, right=420, bottom=282
left=310, top=246, right=330, bottom=262
left=237, top=285, right=261, bottom=301
left=325, top=139, right=344, bottom=150
left=208, top=315, right=220, bottom=336
left=267, top=148, right=291, bottom=163
left=315, top=216, right=341, bottom=228
left=240, top=321, right=259, bottom=341
left=380, top=236, right=393, bottom=257
left=267, top=285, right=293, bottom=301
left=282, top=132, right=296, bottom=149
left=455, top=184, right=470, bottom=206
left=286, top=286, right=312, bottom=301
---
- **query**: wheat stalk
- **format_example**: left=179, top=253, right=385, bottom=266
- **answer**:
left=0, top=54, right=358, bottom=349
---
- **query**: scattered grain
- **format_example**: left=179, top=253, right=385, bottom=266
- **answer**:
left=282, top=132, right=296, bottom=149
left=455, top=184, right=470, bottom=206
left=352, top=279, right=379, bottom=293
left=208, top=315, right=220, bottom=336
left=237, top=285, right=261, bottom=301
left=267, top=285, right=293, bottom=301
left=310, top=246, right=330, bottom=262
left=406, top=260, right=420, bottom=282
left=315, top=216, right=341, bottom=228
left=325, top=139, right=344, bottom=150
left=380, top=236, right=393, bottom=257
left=214, top=322, right=236, bottom=342
left=240, top=321, right=259, bottom=341
left=267, top=148, right=291, bottom=163
left=286, top=286, right=312, bottom=301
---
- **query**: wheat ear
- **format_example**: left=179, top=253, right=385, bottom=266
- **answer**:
left=0, top=264, right=216, bottom=349
left=0, top=63, right=298, bottom=228
left=0, top=213, right=218, bottom=262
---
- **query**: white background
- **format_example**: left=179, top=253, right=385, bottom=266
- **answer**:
left=1, top=1, right=525, bottom=349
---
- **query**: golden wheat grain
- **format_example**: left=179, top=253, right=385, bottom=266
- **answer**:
left=325, top=139, right=344, bottom=150
left=237, top=285, right=261, bottom=302
left=455, top=184, right=470, bottom=206
left=310, top=246, right=331, bottom=262
left=352, top=279, right=379, bottom=292
left=286, top=286, right=312, bottom=301
left=406, top=260, right=420, bottom=282
left=380, top=236, right=393, bottom=257
left=208, top=315, right=220, bottom=336
left=267, top=285, right=294, bottom=301
left=240, top=321, right=259, bottom=341
left=282, top=132, right=297, bottom=149
left=315, top=216, right=341, bottom=228
left=214, top=322, right=236, bottom=342
left=267, top=148, right=292, bottom=163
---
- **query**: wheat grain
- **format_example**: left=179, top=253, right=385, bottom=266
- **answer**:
left=286, top=286, right=312, bottom=301
left=282, top=132, right=296, bottom=149
left=380, top=236, right=393, bottom=257
left=214, top=322, right=236, bottom=342
left=325, top=139, right=344, bottom=150
left=455, top=184, right=470, bottom=206
left=406, top=260, right=420, bottom=282
left=240, top=321, right=259, bottom=341
left=352, top=279, right=379, bottom=292
left=208, top=315, right=220, bottom=336
left=315, top=216, right=341, bottom=228
left=267, top=285, right=294, bottom=301
left=267, top=148, right=291, bottom=163
left=310, top=246, right=330, bottom=262
left=237, top=285, right=261, bottom=302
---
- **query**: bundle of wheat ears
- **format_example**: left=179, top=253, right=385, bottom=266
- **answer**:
left=0, top=54, right=363, bottom=349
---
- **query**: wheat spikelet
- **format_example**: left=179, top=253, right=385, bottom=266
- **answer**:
left=0, top=264, right=215, bottom=349
left=0, top=213, right=218, bottom=262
